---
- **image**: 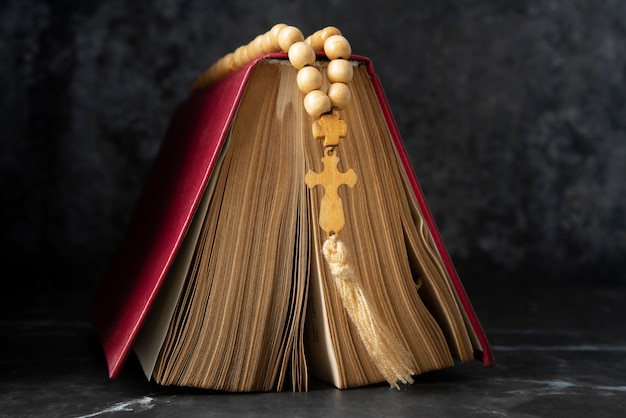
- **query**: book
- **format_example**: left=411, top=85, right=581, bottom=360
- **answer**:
left=92, top=52, right=493, bottom=392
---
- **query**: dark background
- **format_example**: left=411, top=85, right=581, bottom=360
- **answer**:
left=1, top=0, right=625, bottom=303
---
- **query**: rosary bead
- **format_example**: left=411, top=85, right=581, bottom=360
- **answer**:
left=244, top=44, right=258, bottom=63
left=288, top=41, right=316, bottom=69
left=269, top=23, right=287, bottom=51
left=261, top=32, right=276, bottom=53
left=213, top=52, right=233, bottom=77
left=304, top=89, right=332, bottom=118
left=297, top=66, right=323, bottom=94
left=324, top=35, right=351, bottom=60
left=201, top=57, right=224, bottom=87
left=306, top=26, right=342, bottom=51
left=327, top=82, right=351, bottom=109
left=221, top=52, right=235, bottom=72
left=321, top=26, right=342, bottom=40
left=305, top=34, right=323, bottom=51
left=233, top=45, right=250, bottom=68
left=327, top=59, right=353, bottom=83
left=278, top=26, right=305, bottom=52
left=250, top=34, right=266, bottom=56
left=191, top=25, right=354, bottom=101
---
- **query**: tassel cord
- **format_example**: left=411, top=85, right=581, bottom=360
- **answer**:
left=322, top=235, right=415, bottom=389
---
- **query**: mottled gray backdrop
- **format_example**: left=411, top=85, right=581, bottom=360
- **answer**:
left=1, top=0, right=625, bottom=295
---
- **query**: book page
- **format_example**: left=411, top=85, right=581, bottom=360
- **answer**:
left=150, top=61, right=309, bottom=392
left=303, top=205, right=341, bottom=386
left=303, top=62, right=475, bottom=388
left=133, top=143, right=228, bottom=379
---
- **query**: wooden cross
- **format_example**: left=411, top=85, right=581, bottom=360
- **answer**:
left=305, top=149, right=357, bottom=237
left=312, top=113, right=347, bottom=147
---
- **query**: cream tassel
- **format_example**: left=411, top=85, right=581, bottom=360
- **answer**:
left=322, top=235, right=415, bottom=389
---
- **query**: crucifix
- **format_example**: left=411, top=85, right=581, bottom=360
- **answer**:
left=313, top=113, right=347, bottom=147
left=305, top=113, right=357, bottom=237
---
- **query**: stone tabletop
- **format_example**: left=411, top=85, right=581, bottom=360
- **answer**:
left=2, top=280, right=623, bottom=417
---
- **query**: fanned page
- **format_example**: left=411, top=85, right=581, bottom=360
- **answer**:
left=139, top=58, right=478, bottom=392
left=133, top=142, right=228, bottom=379
left=150, top=61, right=309, bottom=392
left=303, top=61, right=476, bottom=389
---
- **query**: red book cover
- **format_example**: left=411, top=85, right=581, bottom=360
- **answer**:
left=92, top=53, right=494, bottom=380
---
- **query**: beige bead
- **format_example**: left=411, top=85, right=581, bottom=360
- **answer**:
left=213, top=52, right=234, bottom=74
left=278, top=26, right=305, bottom=52
left=328, top=83, right=351, bottom=109
left=306, top=26, right=342, bottom=51
left=233, top=45, right=250, bottom=68
left=221, top=52, right=235, bottom=72
left=297, top=66, right=323, bottom=94
left=261, top=32, right=276, bottom=53
left=288, top=41, right=316, bottom=69
left=192, top=65, right=217, bottom=92
left=204, top=63, right=221, bottom=85
left=320, top=26, right=342, bottom=44
left=250, top=35, right=266, bottom=57
left=304, top=34, right=322, bottom=51
left=327, top=59, right=353, bottom=83
left=269, top=23, right=287, bottom=51
left=324, top=35, right=351, bottom=59
left=304, top=89, right=331, bottom=117
left=244, top=44, right=258, bottom=63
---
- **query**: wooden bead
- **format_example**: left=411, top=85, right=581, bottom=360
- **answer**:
left=278, top=26, right=305, bottom=52
left=205, top=62, right=222, bottom=85
left=328, top=82, right=351, bottom=109
left=320, top=26, right=342, bottom=45
left=324, top=35, right=351, bottom=59
left=269, top=23, right=287, bottom=51
left=193, top=25, right=356, bottom=97
left=221, top=52, right=235, bottom=72
left=327, top=59, right=353, bottom=83
left=213, top=53, right=229, bottom=77
left=245, top=44, right=258, bottom=63
left=233, top=45, right=250, bottom=68
left=288, top=41, right=316, bottom=69
left=305, top=34, right=322, bottom=51
left=191, top=65, right=216, bottom=92
left=261, top=32, right=276, bottom=53
left=250, top=35, right=266, bottom=57
left=304, top=90, right=331, bottom=117
left=306, top=26, right=342, bottom=51
left=297, top=66, right=323, bottom=94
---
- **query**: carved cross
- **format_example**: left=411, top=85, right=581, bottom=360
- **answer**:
left=312, top=113, right=347, bottom=147
left=305, top=149, right=357, bottom=236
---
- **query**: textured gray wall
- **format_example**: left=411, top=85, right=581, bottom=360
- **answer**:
left=1, top=0, right=625, bottom=292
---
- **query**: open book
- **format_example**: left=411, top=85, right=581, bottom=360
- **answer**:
left=92, top=54, right=493, bottom=392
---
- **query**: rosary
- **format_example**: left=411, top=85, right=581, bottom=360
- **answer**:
left=192, top=24, right=414, bottom=388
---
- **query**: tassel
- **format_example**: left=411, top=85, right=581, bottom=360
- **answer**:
left=322, top=235, right=415, bottom=389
